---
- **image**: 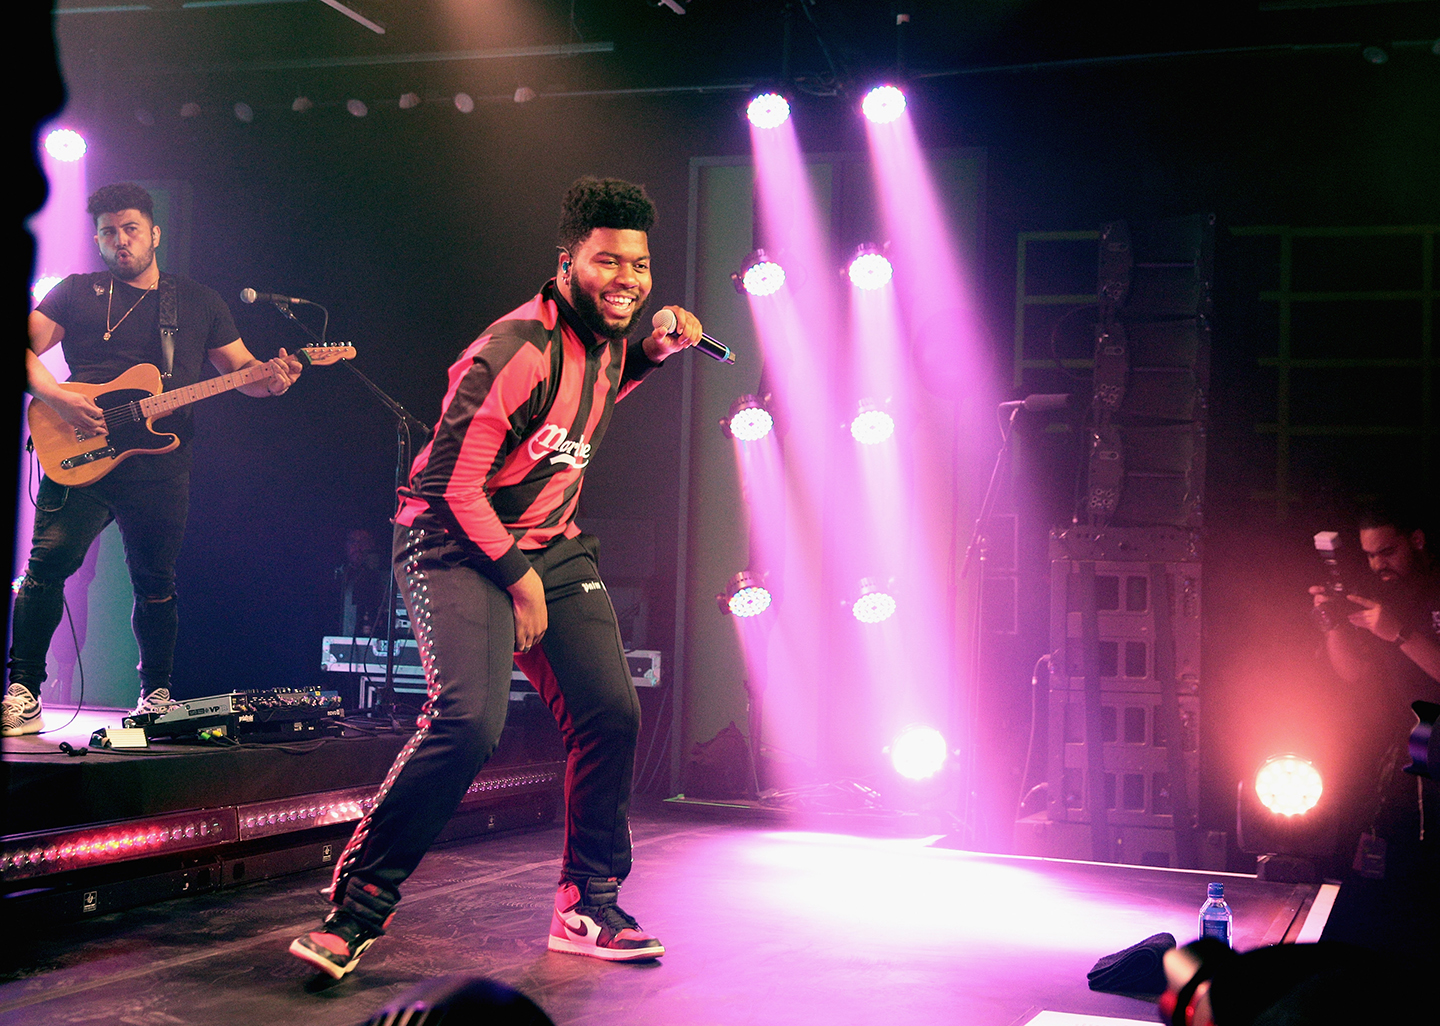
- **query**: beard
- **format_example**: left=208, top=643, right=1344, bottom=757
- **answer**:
left=104, top=245, right=156, bottom=283
left=570, top=282, right=650, bottom=341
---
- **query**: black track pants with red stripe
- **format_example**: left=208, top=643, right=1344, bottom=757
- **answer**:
left=327, top=526, right=640, bottom=931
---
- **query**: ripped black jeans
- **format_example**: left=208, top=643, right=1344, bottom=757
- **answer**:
left=8, top=472, right=189, bottom=698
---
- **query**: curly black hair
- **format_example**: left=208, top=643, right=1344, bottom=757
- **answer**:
left=557, top=176, right=656, bottom=253
left=1356, top=496, right=1431, bottom=537
left=87, top=182, right=155, bottom=225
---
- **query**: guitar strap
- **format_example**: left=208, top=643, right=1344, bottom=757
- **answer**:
left=157, top=274, right=178, bottom=379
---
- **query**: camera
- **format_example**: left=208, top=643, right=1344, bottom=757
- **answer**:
left=1312, top=531, right=1360, bottom=632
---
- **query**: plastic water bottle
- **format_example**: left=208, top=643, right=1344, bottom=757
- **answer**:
left=1198, top=882, right=1233, bottom=946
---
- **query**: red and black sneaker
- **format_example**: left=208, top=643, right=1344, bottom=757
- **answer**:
left=289, top=908, right=383, bottom=979
left=547, top=878, right=664, bottom=962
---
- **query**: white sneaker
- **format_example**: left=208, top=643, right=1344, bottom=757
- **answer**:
left=2, top=683, right=44, bottom=737
left=132, top=687, right=179, bottom=717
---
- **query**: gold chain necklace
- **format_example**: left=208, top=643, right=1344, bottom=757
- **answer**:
left=104, top=276, right=156, bottom=341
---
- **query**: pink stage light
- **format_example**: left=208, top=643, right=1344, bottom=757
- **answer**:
left=31, top=276, right=63, bottom=303
left=44, top=128, right=86, bottom=162
left=888, top=725, right=948, bottom=781
left=735, top=249, right=786, bottom=296
left=851, top=579, right=896, bottom=624
left=847, top=246, right=893, bottom=290
left=862, top=85, right=907, bottom=124
left=746, top=92, right=791, bottom=129
left=1254, top=755, right=1324, bottom=816
left=726, top=394, right=775, bottom=442
left=721, top=572, right=773, bottom=618
left=849, top=400, right=894, bottom=445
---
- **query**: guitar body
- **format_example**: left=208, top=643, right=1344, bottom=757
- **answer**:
left=27, top=364, right=178, bottom=487
left=26, top=344, right=354, bottom=487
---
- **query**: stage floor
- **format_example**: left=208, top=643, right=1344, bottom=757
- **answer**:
left=0, top=805, right=1327, bottom=1026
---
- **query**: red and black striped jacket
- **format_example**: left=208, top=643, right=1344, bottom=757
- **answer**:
left=394, top=280, right=661, bottom=587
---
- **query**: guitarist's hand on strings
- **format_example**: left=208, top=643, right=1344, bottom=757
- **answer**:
left=47, top=388, right=108, bottom=438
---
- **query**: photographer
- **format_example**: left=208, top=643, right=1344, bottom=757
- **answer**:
left=1310, top=501, right=1440, bottom=691
left=1308, top=498, right=1440, bottom=958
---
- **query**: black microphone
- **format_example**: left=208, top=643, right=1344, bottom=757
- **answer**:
left=999, top=393, right=1070, bottom=412
left=652, top=310, right=736, bottom=365
left=240, top=288, right=313, bottom=306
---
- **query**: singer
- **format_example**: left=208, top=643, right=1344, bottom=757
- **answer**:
left=3, top=183, right=304, bottom=739
left=291, top=176, right=702, bottom=977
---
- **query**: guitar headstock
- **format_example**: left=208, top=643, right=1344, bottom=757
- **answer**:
left=298, top=343, right=356, bottom=367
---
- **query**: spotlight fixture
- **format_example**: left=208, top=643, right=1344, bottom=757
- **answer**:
left=180, top=102, right=201, bottom=119
left=514, top=86, right=537, bottom=104
left=846, top=244, right=893, bottom=290
left=850, top=578, right=896, bottom=624
left=746, top=91, right=791, bottom=129
left=887, top=725, right=948, bottom=781
left=1237, top=753, right=1335, bottom=883
left=292, top=96, right=314, bottom=113
left=861, top=84, right=906, bottom=124
left=31, top=276, right=63, bottom=303
left=718, top=572, right=772, bottom=618
left=1253, top=755, right=1323, bottom=816
left=731, top=249, right=786, bottom=297
left=233, top=102, right=255, bottom=124
left=399, top=92, right=421, bottom=110
left=722, top=394, right=775, bottom=442
left=849, top=399, right=895, bottom=445
left=346, top=99, right=369, bottom=117
left=43, top=128, right=86, bottom=162
left=1361, top=45, right=1389, bottom=65
left=454, top=92, right=475, bottom=114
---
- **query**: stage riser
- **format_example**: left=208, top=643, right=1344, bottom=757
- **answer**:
left=2, top=790, right=560, bottom=922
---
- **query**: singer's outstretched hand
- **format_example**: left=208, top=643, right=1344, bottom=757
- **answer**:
left=643, top=305, right=703, bottom=362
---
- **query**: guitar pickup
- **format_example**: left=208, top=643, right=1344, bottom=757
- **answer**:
left=60, top=447, right=118, bottom=470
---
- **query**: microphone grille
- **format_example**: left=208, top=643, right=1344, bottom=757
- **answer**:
left=240, top=288, right=257, bottom=304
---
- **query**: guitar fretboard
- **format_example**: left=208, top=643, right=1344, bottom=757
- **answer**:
left=137, top=363, right=276, bottom=418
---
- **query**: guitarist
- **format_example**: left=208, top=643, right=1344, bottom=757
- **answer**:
left=3, top=182, right=303, bottom=738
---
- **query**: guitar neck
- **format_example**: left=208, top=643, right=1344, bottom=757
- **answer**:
left=136, top=363, right=275, bottom=419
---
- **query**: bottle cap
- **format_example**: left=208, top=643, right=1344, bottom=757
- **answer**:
left=1207, top=882, right=1224, bottom=898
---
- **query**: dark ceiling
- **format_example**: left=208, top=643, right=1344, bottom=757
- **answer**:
left=50, top=0, right=1440, bottom=120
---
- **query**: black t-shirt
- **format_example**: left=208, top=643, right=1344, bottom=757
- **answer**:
left=35, top=271, right=241, bottom=480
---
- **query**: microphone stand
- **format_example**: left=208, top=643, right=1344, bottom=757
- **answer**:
left=955, top=402, right=1021, bottom=848
left=338, top=360, right=430, bottom=723
left=266, top=302, right=430, bottom=724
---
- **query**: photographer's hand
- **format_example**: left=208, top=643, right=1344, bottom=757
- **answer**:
left=1345, top=594, right=1403, bottom=642
left=1344, top=595, right=1440, bottom=687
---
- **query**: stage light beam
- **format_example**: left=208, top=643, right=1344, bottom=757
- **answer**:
left=747, top=92, right=791, bottom=129
left=862, top=85, right=906, bottom=124
left=847, top=246, right=893, bottom=290
left=720, top=572, right=773, bottom=618
left=724, top=394, right=775, bottom=442
left=44, top=129, right=86, bottom=162
left=850, top=400, right=895, bottom=445
left=1254, top=756, right=1323, bottom=816
left=733, top=249, right=786, bottom=297
left=851, top=578, right=896, bottom=624
left=888, top=725, right=948, bottom=781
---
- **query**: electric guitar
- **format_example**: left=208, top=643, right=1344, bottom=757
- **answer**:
left=27, top=342, right=355, bottom=486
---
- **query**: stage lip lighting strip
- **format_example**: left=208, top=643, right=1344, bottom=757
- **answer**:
left=1, top=762, right=567, bottom=881
left=235, top=762, right=563, bottom=840
left=0, top=809, right=238, bottom=884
